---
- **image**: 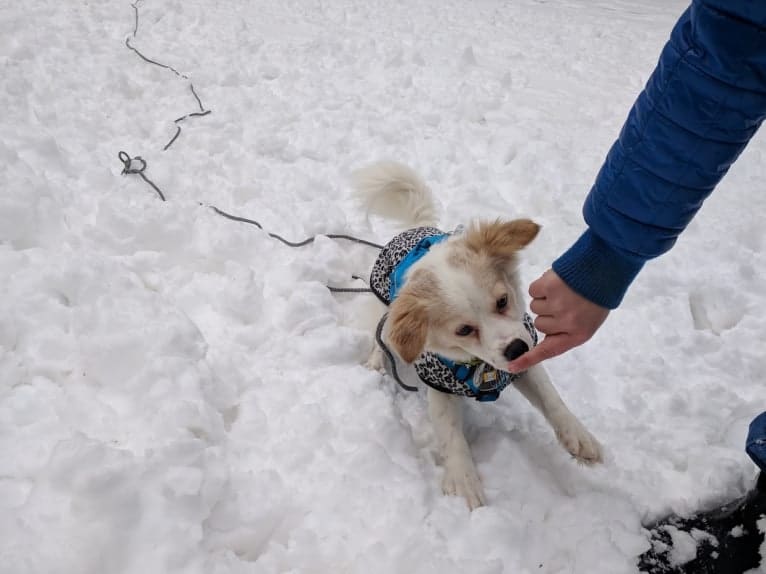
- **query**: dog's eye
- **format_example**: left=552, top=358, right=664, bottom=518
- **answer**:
left=496, top=295, right=508, bottom=311
left=455, top=325, right=475, bottom=337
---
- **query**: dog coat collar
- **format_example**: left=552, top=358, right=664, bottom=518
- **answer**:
left=426, top=312, right=538, bottom=401
left=370, top=227, right=539, bottom=402
left=370, top=226, right=447, bottom=305
left=389, top=233, right=449, bottom=301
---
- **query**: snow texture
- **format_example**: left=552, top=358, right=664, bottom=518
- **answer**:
left=1, top=0, right=765, bottom=573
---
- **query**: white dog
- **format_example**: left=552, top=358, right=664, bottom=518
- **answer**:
left=353, top=161, right=603, bottom=510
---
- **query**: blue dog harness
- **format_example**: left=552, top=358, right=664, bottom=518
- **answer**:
left=370, top=227, right=538, bottom=402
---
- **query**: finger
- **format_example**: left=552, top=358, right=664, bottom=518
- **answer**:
left=507, top=335, right=569, bottom=372
left=533, top=315, right=563, bottom=335
left=528, top=272, right=550, bottom=299
left=529, top=297, right=550, bottom=316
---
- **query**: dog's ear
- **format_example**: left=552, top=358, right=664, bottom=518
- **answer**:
left=388, top=292, right=428, bottom=363
left=464, top=219, right=540, bottom=258
left=387, top=270, right=435, bottom=363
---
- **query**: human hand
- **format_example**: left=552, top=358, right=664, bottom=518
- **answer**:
left=508, top=270, right=610, bottom=372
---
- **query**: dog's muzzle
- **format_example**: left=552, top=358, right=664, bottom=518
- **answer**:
left=503, top=339, right=529, bottom=361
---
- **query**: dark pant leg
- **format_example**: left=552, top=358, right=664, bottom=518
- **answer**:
left=745, top=411, right=766, bottom=472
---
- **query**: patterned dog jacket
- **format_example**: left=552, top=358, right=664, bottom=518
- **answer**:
left=370, top=227, right=538, bottom=402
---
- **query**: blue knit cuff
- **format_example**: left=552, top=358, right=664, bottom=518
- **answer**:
left=552, top=230, right=645, bottom=309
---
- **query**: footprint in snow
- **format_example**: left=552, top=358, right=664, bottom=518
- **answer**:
left=688, top=287, right=747, bottom=335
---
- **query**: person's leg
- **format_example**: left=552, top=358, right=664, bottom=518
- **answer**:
left=746, top=411, right=766, bottom=472
left=638, top=412, right=766, bottom=573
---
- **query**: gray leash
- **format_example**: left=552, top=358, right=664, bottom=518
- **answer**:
left=118, top=152, right=166, bottom=201
left=208, top=205, right=384, bottom=250
left=125, top=0, right=211, bottom=151
left=375, top=314, right=418, bottom=392
left=118, top=152, right=380, bottom=294
left=119, top=3, right=378, bottom=294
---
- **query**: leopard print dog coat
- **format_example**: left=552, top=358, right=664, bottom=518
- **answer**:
left=370, top=227, right=538, bottom=402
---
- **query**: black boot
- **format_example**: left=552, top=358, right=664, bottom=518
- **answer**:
left=638, top=473, right=766, bottom=573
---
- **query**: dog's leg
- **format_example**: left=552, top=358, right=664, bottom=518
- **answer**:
left=512, top=365, right=603, bottom=464
left=365, top=344, right=385, bottom=373
left=428, top=388, right=486, bottom=509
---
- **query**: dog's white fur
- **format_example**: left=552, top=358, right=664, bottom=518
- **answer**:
left=354, top=161, right=603, bottom=510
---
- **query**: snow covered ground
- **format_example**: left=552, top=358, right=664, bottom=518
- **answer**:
left=2, top=0, right=765, bottom=572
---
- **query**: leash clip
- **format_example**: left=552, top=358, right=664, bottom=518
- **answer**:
left=470, top=363, right=504, bottom=402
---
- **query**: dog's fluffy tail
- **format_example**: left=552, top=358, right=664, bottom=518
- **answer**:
left=351, top=161, right=439, bottom=228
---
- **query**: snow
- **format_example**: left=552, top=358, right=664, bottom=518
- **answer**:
left=660, top=527, right=718, bottom=567
left=1, top=0, right=765, bottom=573
left=661, top=526, right=699, bottom=567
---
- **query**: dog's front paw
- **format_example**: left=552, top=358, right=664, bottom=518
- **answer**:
left=442, top=460, right=486, bottom=510
left=554, top=416, right=603, bottom=465
left=364, top=346, right=385, bottom=373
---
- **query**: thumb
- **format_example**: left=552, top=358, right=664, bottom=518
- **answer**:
left=507, top=335, right=569, bottom=372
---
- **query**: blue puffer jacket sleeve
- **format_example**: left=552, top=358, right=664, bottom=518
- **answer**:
left=553, top=1, right=766, bottom=309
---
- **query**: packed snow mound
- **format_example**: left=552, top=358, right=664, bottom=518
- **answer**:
left=2, top=1, right=765, bottom=573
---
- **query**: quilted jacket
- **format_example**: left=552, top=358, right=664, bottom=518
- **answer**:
left=553, top=1, right=766, bottom=308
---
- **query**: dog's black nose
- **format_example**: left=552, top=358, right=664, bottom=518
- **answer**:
left=503, top=339, right=529, bottom=361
